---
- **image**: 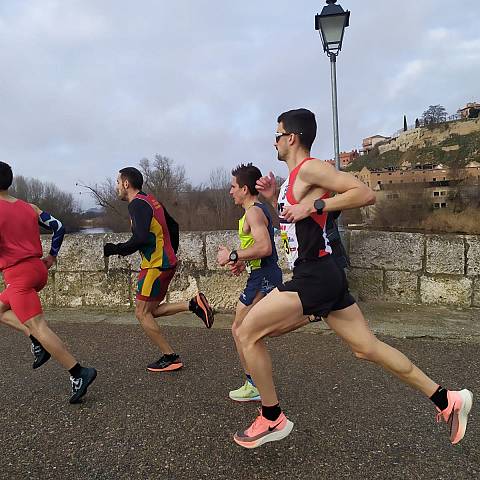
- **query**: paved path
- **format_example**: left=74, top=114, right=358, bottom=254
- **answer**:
left=0, top=303, right=478, bottom=479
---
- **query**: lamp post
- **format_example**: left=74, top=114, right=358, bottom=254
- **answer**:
left=315, top=0, right=350, bottom=171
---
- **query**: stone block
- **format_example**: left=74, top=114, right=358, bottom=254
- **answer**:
left=420, top=276, right=472, bottom=307
left=56, top=234, right=105, bottom=272
left=426, top=235, right=464, bottom=275
left=384, top=271, right=419, bottom=304
left=104, top=233, right=141, bottom=271
left=466, top=236, right=480, bottom=276
left=168, top=274, right=199, bottom=303
left=349, top=230, right=424, bottom=271
left=83, top=272, right=131, bottom=307
left=38, top=272, right=56, bottom=307
left=197, top=272, right=247, bottom=311
left=205, top=231, right=238, bottom=271
left=177, top=232, right=205, bottom=270
left=275, top=233, right=290, bottom=271
left=55, top=272, right=83, bottom=307
left=473, top=278, right=480, bottom=308
left=346, top=268, right=384, bottom=301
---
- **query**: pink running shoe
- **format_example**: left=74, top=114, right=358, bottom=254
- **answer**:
left=234, top=410, right=294, bottom=449
left=436, top=389, right=473, bottom=444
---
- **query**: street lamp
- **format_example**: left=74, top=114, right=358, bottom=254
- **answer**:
left=315, top=0, right=350, bottom=171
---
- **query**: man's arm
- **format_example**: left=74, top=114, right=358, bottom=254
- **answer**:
left=31, top=204, right=66, bottom=268
left=283, top=162, right=375, bottom=223
left=237, top=206, right=272, bottom=261
left=256, top=172, right=278, bottom=210
left=104, top=199, right=152, bottom=257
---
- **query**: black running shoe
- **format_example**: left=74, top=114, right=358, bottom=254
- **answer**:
left=69, top=367, right=97, bottom=404
left=31, top=342, right=51, bottom=370
left=189, top=292, right=214, bottom=328
left=147, top=354, right=183, bottom=372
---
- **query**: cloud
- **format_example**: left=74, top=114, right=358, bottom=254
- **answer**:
left=0, top=0, right=478, bottom=208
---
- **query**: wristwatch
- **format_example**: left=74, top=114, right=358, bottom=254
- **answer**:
left=313, top=198, right=326, bottom=215
left=229, top=250, right=239, bottom=263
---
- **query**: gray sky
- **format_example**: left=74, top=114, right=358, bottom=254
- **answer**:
left=0, top=0, right=479, bottom=208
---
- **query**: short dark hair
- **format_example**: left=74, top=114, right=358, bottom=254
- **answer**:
left=119, top=167, right=143, bottom=190
left=0, top=161, right=13, bottom=190
left=231, top=163, right=262, bottom=196
left=277, top=108, right=317, bottom=150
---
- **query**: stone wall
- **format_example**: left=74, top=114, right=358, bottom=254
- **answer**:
left=1, top=230, right=478, bottom=311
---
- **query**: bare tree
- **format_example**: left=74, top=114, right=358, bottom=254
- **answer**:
left=422, top=105, right=447, bottom=124
left=11, top=175, right=82, bottom=232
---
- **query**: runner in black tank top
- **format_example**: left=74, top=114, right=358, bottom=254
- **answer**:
left=231, top=108, right=473, bottom=450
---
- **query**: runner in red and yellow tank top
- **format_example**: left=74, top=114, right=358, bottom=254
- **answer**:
left=0, top=161, right=97, bottom=404
left=103, top=167, right=214, bottom=373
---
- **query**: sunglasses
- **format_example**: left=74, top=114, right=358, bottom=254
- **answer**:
left=275, top=131, right=303, bottom=143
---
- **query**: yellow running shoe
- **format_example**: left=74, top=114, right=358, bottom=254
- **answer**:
left=229, top=380, right=261, bottom=402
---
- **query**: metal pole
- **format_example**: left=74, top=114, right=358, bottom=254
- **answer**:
left=329, top=53, right=344, bottom=231
left=330, top=54, right=340, bottom=171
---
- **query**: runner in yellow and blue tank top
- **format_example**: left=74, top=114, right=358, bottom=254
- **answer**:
left=217, top=163, right=282, bottom=402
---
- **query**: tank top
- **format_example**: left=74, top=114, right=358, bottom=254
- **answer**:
left=0, top=199, right=43, bottom=270
left=238, top=202, right=278, bottom=273
left=277, top=158, right=332, bottom=269
left=134, top=193, right=177, bottom=270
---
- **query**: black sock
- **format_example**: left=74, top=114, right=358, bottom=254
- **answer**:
left=29, top=335, right=41, bottom=347
left=430, top=385, right=449, bottom=411
left=188, top=299, right=195, bottom=311
left=164, top=353, right=178, bottom=360
left=246, top=374, right=255, bottom=387
left=69, top=363, right=82, bottom=378
left=262, top=404, right=281, bottom=421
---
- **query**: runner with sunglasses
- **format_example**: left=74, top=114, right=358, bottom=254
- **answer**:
left=231, top=108, right=473, bottom=449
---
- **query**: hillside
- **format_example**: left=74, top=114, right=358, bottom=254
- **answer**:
left=347, top=118, right=480, bottom=171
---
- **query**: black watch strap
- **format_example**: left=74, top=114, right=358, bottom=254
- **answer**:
left=229, top=250, right=239, bottom=263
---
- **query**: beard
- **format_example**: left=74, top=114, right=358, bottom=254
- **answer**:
left=276, top=149, right=286, bottom=162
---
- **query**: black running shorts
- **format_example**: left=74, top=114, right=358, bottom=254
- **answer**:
left=278, top=256, right=355, bottom=317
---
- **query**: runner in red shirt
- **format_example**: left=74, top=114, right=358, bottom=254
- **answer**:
left=0, top=161, right=97, bottom=404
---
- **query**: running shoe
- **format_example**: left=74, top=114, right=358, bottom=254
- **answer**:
left=69, top=367, right=97, bottom=404
left=147, top=354, right=183, bottom=372
left=229, top=380, right=261, bottom=402
left=31, top=341, right=51, bottom=370
left=435, top=389, right=473, bottom=444
left=189, top=292, right=214, bottom=328
left=234, top=410, right=294, bottom=449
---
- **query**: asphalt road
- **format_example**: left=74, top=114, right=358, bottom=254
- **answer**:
left=0, top=318, right=478, bottom=479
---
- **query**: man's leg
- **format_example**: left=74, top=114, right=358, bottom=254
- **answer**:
left=229, top=293, right=264, bottom=402
left=325, top=303, right=473, bottom=444
left=0, top=308, right=29, bottom=335
left=153, top=301, right=189, bottom=317
left=136, top=300, right=183, bottom=372
left=233, top=289, right=307, bottom=448
left=23, top=314, right=97, bottom=403
left=326, top=304, right=437, bottom=394
left=153, top=294, right=214, bottom=328
left=136, top=300, right=176, bottom=354
left=0, top=309, right=52, bottom=369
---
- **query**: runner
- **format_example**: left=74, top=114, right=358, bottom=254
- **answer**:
left=217, top=163, right=283, bottom=402
left=232, top=108, right=473, bottom=448
left=103, top=167, right=214, bottom=372
left=0, top=161, right=97, bottom=403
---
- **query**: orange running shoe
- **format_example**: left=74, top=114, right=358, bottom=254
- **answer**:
left=189, top=292, right=214, bottom=328
left=147, top=354, right=183, bottom=372
left=435, top=389, right=473, bottom=444
left=234, top=410, right=293, bottom=449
